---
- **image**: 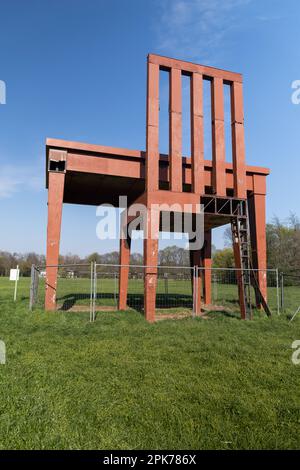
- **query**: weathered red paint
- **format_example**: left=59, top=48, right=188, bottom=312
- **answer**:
left=45, top=54, right=269, bottom=320
left=46, top=139, right=269, bottom=196
left=211, top=77, right=226, bottom=196
left=191, top=72, right=204, bottom=194
left=169, top=67, right=182, bottom=192
left=45, top=169, right=65, bottom=310
left=248, top=192, right=267, bottom=305
left=144, top=207, right=159, bottom=322
left=146, top=61, right=159, bottom=192
left=118, top=213, right=131, bottom=310
left=231, top=81, right=246, bottom=198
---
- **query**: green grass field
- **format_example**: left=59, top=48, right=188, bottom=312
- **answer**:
left=0, top=277, right=300, bottom=449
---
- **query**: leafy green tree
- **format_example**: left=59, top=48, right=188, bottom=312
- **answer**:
left=213, top=248, right=234, bottom=268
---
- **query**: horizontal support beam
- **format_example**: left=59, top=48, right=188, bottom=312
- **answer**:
left=148, top=54, right=243, bottom=83
left=64, top=152, right=267, bottom=195
left=67, top=153, right=143, bottom=179
left=46, top=139, right=269, bottom=175
left=147, top=190, right=200, bottom=211
left=46, top=138, right=143, bottom=158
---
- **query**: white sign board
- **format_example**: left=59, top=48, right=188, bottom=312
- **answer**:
left=9, top=269, right=19, bottom=281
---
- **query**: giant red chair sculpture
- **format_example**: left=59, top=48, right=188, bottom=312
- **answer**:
left=45, top=54, right=269, bottom=321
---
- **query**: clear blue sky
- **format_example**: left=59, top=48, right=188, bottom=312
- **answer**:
left=0, top=0, right=299, bottom=256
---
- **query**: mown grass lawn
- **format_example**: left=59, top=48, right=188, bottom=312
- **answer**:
left=0, top=277, right=299, bottom=449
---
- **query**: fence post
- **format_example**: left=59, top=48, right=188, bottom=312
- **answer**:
left=192, top=266, right=197, bottom=318
left=276, top=268, right=280, bottom=315
left=280, top=272, right=284, bottom=312
left=13, top=264, right=19, bottom=302
left=29, top=265, right=35, bottom=311
left=114, top=273, right=117, bottom=307
left=164, top=273, right=169, bottom=295
left=93, top=261, right=97, bottom=321
left=212, top=272, right=217, bottom=302
left=89, top=262, right=93, bottom=322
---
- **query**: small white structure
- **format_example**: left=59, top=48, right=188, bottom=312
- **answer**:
left=66, top=271, right=75, bottom=279
left=0, top=80, right=6, bottom=105
left=9, top=268, right=19, bottom=281
left=9, top=266, right=20, bottom=301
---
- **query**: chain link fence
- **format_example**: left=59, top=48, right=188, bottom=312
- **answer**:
left=30, top=264, right=93, bottom=317
left=94, top=268, right=119, bottom=309
left=279, top=270, right=300, bottom=318
left=198, top=267, right=279, bottom=317
left=30, top=263, right=279, bottom=321
left=156, top=266, right=194, bottom=316
left=92, top=265, right=194, bottom=319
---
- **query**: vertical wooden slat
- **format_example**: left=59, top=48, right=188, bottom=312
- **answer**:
left=232, top=235, right=247, bottom=320
left=146, top=61, right=159, bottom=192
left=248, top=191, right=267, bottom=304
left=211, top=77, right=226, bottom=196
left=144, top=207, right=159, bottom=322
left=190, top=72, right=204, bottom=194
left=231, top=81, right=246, bottom=198
left=45, top=170, right=65, bottom=310
left=169, top=67, right=182, bottom=192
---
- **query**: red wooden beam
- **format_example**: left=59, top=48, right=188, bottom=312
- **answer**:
left=148, top=54, right=243, bottom=83
left=146, top=61, right=160, bottom=192
left=190, top=72, right=204, bottom=194
left=169, top=68, right=182, bottom=192
left=231, top=81, right=246, bottom=198
left=211, top=77, right=226, bottom=196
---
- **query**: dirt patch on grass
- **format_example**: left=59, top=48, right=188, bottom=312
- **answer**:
left=155, top=311, right=210, bottom=321
left=155, top=304, right=235, bottom=321
left=57, top=304, right=117, bottom=312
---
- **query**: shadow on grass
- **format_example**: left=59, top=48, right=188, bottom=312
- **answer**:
left=206, top=309, right=240, bottom=319
left=56, top=292, right=252, bottom=321
left=57, top=292, right=193, bottom=313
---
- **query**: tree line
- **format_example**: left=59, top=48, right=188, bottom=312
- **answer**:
left=1, top=216, right=299, bottom=276
left=220, top=214, right=300, bottom=273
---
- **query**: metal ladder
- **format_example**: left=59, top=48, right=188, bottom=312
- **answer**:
left=231, top=206, right=252, bottom=319
left=231, top=200, right=271, bottom=319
